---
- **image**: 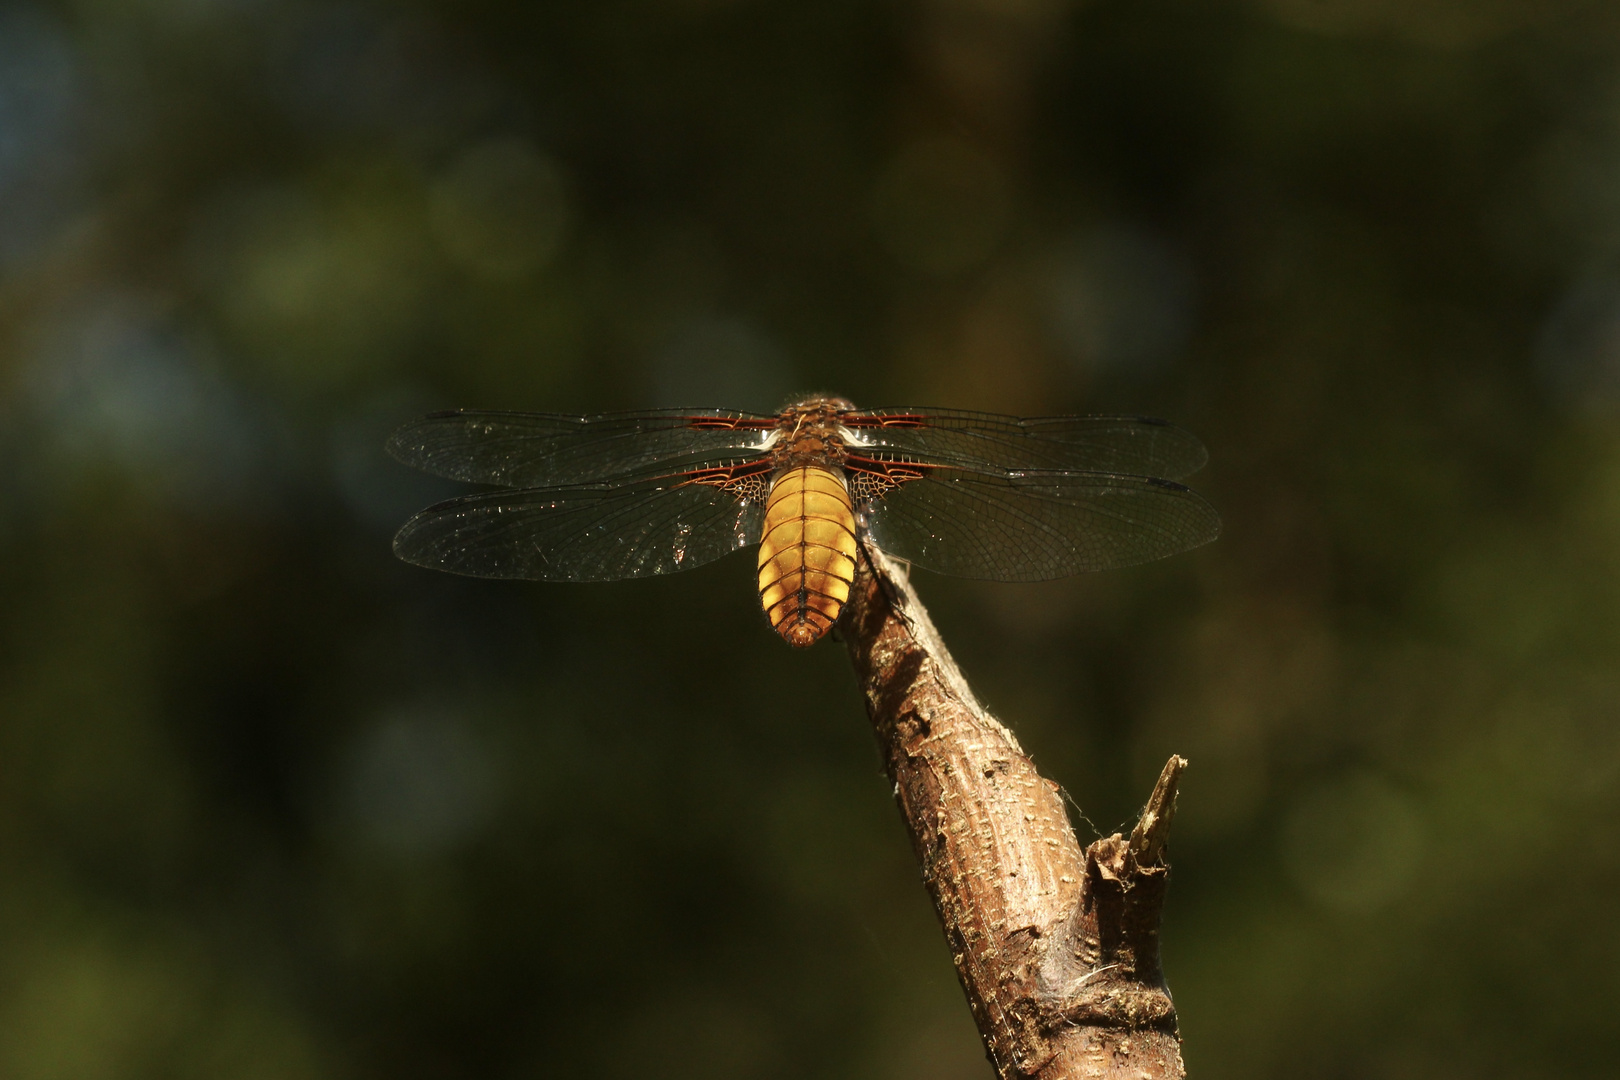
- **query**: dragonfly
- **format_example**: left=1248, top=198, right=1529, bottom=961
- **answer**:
left=388, top=396, right=1220, bottom=647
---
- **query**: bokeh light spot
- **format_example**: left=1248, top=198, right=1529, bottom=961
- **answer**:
left=23, top=294, right=273, bottom=509
left=430, top=137, right=570, bottom=281
left=1280, top=771, right=1427, bottom=914
left=0, top=8, right=83, bottom=269
left=342, top=706, right=500, bottom=857
left=647, top=317, right=796, bottom=411
left=1536, top=274, right=1620, bottom=412
left=869, top=137, right=1011, bottom=277
left=1045, top=224, right=1197, bottom=382
left=197, top=178, right=432, bottom=393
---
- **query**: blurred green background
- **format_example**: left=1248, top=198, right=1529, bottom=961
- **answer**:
left=2, top=0, right=1619, bottom=1077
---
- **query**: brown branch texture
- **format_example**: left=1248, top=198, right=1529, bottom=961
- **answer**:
left=843, top=540, right=1187, bottom=1080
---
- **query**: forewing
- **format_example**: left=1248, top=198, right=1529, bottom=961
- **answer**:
left=387, top=409, right=778, bottom=487
left=392, top=469, right=768, bottom=581
left=856, top=464, right=1221, bottom=581
left=843, top=409, right=1209, bottom=480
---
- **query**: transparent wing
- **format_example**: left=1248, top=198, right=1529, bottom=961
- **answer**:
left=857, top=465, right=1221, bottom=581
left=392, top=471, right=767, bottom=581
left=843, top=409, right=1209, bottom=480
left=387, top=409, right=778, bottom=487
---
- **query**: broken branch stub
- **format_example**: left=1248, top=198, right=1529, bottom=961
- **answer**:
left=842, top=541, right=1187, bottom=1080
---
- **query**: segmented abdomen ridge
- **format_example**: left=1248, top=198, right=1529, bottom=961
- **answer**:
left=756, top=466, right=857, bottom=647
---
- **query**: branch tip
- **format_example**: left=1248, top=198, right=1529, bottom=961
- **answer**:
left=1129, top=755, right=1186, bottom=865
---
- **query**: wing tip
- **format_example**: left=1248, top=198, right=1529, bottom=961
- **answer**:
left=384, top=410, right=467, bottom=463
left=392, top=514, right=528, bottom=580
left=382, top=431, right=416, bottom=464
left=390, top=511, right=439, bottom=569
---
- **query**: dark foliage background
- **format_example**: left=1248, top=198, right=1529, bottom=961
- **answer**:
left=3, top=1, right=1619, bottom=1077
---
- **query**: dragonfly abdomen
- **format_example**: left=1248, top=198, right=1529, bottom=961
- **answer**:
left=757, top=465, right=857, bottom=647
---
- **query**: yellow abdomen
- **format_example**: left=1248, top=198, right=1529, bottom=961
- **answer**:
left=757, top=465, right=857, bottom=648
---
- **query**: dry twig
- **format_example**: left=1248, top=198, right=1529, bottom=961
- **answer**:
left=843, top=540, right=1187, bottom=1079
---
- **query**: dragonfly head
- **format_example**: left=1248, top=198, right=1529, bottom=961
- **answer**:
left=782, top=394, right=856, bottom=414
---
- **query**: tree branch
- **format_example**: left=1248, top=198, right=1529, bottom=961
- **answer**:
left=843, top=540, right=1187, bottom=1079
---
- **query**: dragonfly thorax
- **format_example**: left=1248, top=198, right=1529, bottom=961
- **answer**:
left=768, top=396, right=854, bottom=472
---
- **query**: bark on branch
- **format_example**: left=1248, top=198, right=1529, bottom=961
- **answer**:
left=843, top=540, right=1187, bottom=1079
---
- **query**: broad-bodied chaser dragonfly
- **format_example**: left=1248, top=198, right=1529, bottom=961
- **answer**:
left=388, top=396, right=1220, bottom=647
